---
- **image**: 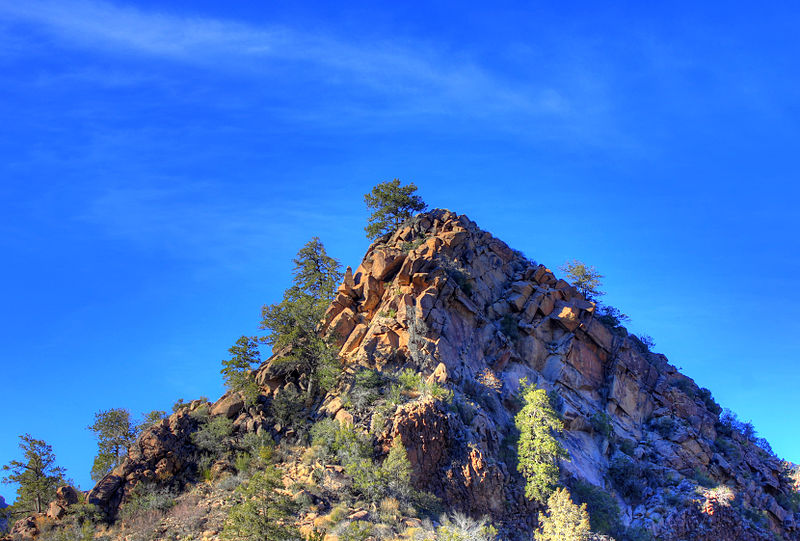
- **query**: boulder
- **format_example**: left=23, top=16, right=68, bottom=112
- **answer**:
left=211, top=393, right=244, bottom=419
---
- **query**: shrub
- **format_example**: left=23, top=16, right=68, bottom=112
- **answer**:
left=568, top=479, right=621, bottom=536
left=590, top=412, right=613, bottom=440
left=713, top=436, right=741, bottom=463
left=515, top=380, right=569, bottom=503
left=608, top=457, right=646, bottom=501
left=649, top=416, right=675, bottom=439
left=595, top=305, right=630, bottom=330
left=335, top=520, right=374, bottom=541
left=234, top=452, right=252, bottom=475
left=189, top=404, right=210, bottom=423
left=221, top=467, right=299, bottom=541
left=271, top=384, right=306, bottom=430
left=310, top=418, right=372, bottom=467
left=671, top=378, right=697, bottom=399
left=398, top=368, right=422, bottom=391
left=534, top=487, right=591, bottom=541
left=215, top=474, right=243, bottom=492
left=119, top=483, right=176, bottom=523
left=172, top=399, right=186, bottom=413
left=618, top=439, right=636, bottom=457
left=191, top=415, right=234, bottom=455
left=693, top=467, right=716, bottom=488
left=349, top=369, right=384, bottom=411
left=401, top=237, right=427, bottom=253
left=436, top=512, right=498, bottom=541
left=166, top=493, right=206, bottom=537
left=697, top=388, right=722, bottom=415
left=347, top=440, right=417, bottom=505
left=396, top=368, right=452, bottom=403
left=636, top=334, right=655, bottom=351
left=500, top=314, right=519, bottom=340
left=620, top=526, right=656, bottom=541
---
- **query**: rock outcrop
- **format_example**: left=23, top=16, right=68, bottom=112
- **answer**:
left=61, top=209, right=799, bottom=540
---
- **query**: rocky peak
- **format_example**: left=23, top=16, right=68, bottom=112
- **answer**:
left=51, top=209, right=799, bottom=540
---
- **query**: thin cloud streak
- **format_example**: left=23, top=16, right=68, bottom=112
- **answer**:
left=0, top=0, right=565, bottom=118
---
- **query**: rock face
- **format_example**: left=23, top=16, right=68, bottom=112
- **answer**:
left=77, top=209, right=799, bottom=539
left=318, top=209, right=799, bottom=539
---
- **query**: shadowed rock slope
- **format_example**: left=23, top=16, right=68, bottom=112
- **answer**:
left=20, top=209, right=799, bottom=540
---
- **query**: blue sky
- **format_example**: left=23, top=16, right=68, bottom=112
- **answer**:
left=1, top=0, right=799, bottom=498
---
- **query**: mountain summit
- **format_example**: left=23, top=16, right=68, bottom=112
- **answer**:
left=8, top=209, right=799, bottom=540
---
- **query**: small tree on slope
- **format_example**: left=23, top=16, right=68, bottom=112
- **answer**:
left=259, top=237, right=343, bottom=394
left=220, top=335, right=261, bottom=406
left=559, top=260, right=605, bottom=301
left=515, top=380, right=569, bottom=503
left=535, top=487, right=591, bottom=541
left=2, top=434, right=66, bottom=514
left=364, top=179, right=427, bottom=240
left=88, top=408, right=137, bottom=481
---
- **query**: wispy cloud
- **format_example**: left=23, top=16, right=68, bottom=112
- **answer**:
left=0, top=0, right=566, bottom=118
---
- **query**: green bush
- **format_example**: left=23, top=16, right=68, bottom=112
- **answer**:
left=347, top=441, right=418, bottom=505
left=172, top=399, right=186, bottom=413
left=569, top=479, right=621, bottom=536
left=191, top=415, right=234, bottom=455
left=697, top=388, right=722, bottom=415
left=713, top=436, right=742, bottom=463
left=310, top=418, right=373, bottom=467
left=590, top=412, right=613, bottom=440
left=189, top=403, right=210, bottom=423
left=500, top=314, right=519, bottom=340
left=618, top=439, right=636, bottom=456
left=649, top=416, right=675, bottom=438
left=401, top=237, right=427, bottom=253
left=271, top=384, right=306, bottom=430
left=595, top=305, right=630, bottom=330
left=608, top=457, right=646, bottom=501
left=120, top=483, right=177, bottom=523
left=693, top=467, right=717, bottom=488
left=335, top=520, right=374, bottom=541
left=396, top=368, right=452, bottom=402
left=349, top=369, right=384, bottom=410
left=221, top=467, right=299, bottom=541
left=234, top=452, right=252, bottom=475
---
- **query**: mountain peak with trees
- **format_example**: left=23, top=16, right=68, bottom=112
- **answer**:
left=2, top=184, right=799, bottom=541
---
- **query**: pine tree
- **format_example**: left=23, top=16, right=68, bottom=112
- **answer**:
left=88, top=409, right=137, bottom=481
left=515, top=381, right=569, bottom=503
left=364, top=179, right=427, bottom=240
left=1, top=434, right=66, bottom=514
left=535, top=487, right=591, bottom=541
left=558, top=260, right=605, bottom=301
left=260, top=237, right=342, bottom=394
left=220, top=335, right=261, bottom=406
left=136, top=410, right=167, bottom=432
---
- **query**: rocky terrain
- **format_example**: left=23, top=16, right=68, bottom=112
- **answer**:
left=6, top=209, right=799, bottom=540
